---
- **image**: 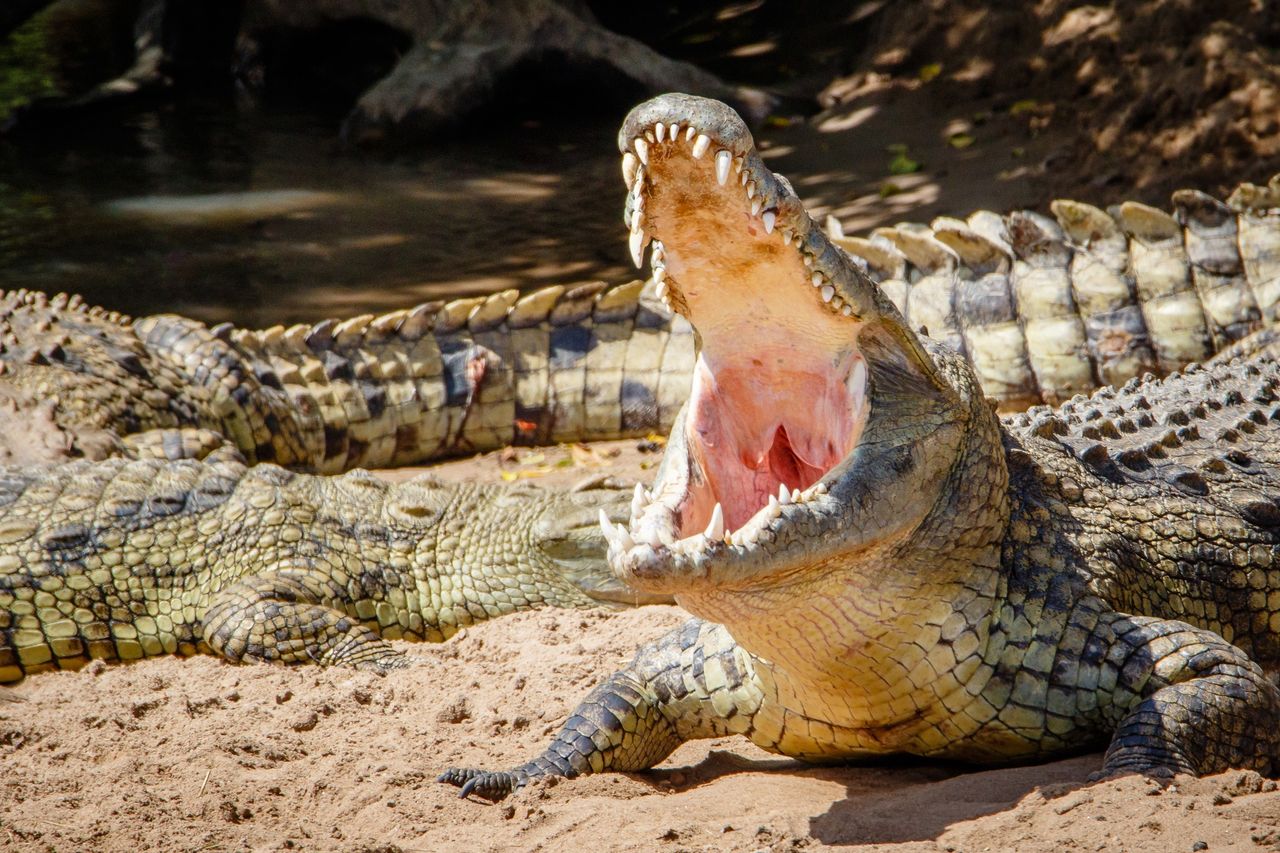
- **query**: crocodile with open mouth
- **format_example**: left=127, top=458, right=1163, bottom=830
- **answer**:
left=440, top=94, right=1280, bottom=798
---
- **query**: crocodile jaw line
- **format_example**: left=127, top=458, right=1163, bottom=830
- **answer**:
left=603, top=96, right=870, bottom=580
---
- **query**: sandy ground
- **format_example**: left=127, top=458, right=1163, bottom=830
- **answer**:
left=0, top=442, right=1278, bottom=851
left=3, top=604, right=1280, bottom=853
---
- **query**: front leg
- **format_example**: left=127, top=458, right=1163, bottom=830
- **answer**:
left=201, top=567, right=407, bottom=671
left=438, top=619, right=761, bottom=799
left=1096, top=614, right=1280, bottom=777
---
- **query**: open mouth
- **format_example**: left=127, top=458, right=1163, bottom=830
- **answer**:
left=599, top=95, right=872, bottom=568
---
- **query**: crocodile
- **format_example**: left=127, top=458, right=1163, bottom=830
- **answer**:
left=439, top=94, right=1280, bottom=799
left=0, top=453, right=667, bottom=683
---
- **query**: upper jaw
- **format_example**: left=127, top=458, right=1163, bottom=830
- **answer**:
left=617, top=93, right=887, bottom=324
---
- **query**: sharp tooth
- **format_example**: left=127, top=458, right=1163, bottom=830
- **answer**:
left=740, top=169, right=749, bottom=186
left=791, top=488, right=801, bottom=503
left=751, top=199, right=762, bottom=217
left=746, top=182, right=756, bottom=199
left=705, top=503, right=725, bottom=541
left=598, top=510, right=633, bottom=552
left=622, top=152, right=639, bottom=186
left=734, top=156, right=744, bottom=174
left=656, top=278, right=668, bottom=298
left=686, top=125, right=697, bottom=141
left=655, top=123, right=666, bottom=143
left=635, top=137, right=649, bottom=166
left=715, top=151, right=731, bottom=185
left=645, top=130, right=656, bottom=144
left=762, top=211, right=776, bottom=233
left=802, top=254, right=813, bottom=267
left=629, top=227, right=648, bottom=268
left=670, top=123, right=681, bottom=142
left=821, top=284, right=835, bottom=303
left=841, top=304, right=854, bottom=317
left=631, top=208, right=643, bottom=231
left=778, top=484, right=791, bottom=504
left=692, top=134, right=711, bottom=159
left=811, top=272, right=824, bottom=287
left=631, top=483, right=647, bottom=518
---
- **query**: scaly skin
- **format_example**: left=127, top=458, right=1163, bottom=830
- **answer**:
left=0, top=282, right=695, bottom=471
left=0, top=453, right=654, bottom=683
left=440, top=94, right=1280, bottom=800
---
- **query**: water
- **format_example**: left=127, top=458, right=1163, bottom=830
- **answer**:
left=0, top=94, right=634, bottom=327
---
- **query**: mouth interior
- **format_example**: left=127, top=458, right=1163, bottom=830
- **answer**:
left=632, top=126, right=869, bottom=541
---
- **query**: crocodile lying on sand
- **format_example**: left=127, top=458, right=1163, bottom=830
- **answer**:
left=2, top=117, right=1280, bottom=689
left=440, top=94, right=1280, bottom=799
left=0, top=454, right=673, bottom=682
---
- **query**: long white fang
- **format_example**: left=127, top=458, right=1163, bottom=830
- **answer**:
left=622, top=152, right=639, bottom=186
left=631, top=483, right=647, bottom=518
left=821, top=284, right=835, bottom=303
left=655, top=123, right=666, bottom=143
left=705, top=503, right=725, bottom=541
left=669, top=123, right=680, bottom=142
left=685, top=125, right=697, bottom=141
left=762, top=211, right=776, bottom=233
left=746, top=181, right=756, bottom=198
left=635, top=137, right=649, bottom=166
left=692, top=134, right=711, bottom=159
left=629, top=227, right=647, bottom=268
left=599, top=510, right=634, bottom=551
left=778, top=483, right=791, bottom=504
left=750, top=199, right=762, bottom=217
left=715, top=151, right=731, bottom=185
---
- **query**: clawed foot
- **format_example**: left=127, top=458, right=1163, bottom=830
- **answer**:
left=437, top=767, right=522, bottom=800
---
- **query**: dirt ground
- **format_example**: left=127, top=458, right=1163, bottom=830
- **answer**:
left=3, top=604, right=1280, bottom=853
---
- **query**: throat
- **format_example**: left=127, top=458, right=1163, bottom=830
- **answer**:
left=681, top=351, right=866, bottom=533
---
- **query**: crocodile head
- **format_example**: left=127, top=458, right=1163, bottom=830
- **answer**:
left=604, top=95, right=1009, bottom=656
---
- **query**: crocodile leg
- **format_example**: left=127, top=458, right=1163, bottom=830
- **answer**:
left=440, top=619, right=756, bottom=799
left=201, top=567, right=408, bottom=671
left=1091, top=614, right=1280, bottom=777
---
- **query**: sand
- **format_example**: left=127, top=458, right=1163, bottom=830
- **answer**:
left=3, top=603, right=1279, bottom=852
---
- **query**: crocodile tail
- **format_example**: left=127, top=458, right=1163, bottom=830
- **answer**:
left=831, top=174, right=1280, bottom=409
left=221, top=280, right=695, bottom=473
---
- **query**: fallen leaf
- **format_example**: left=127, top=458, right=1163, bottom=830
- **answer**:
left=947, top=133, right=975, bottom=149
left=918, top=63, right=943, bottom=83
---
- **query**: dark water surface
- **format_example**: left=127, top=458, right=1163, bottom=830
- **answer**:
left=0, top=95, right=633, bottom=327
